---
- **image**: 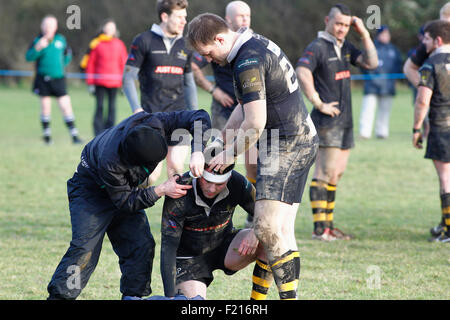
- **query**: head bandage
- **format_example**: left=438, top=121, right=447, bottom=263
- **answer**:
left=201, top=169, right=232, bottom=183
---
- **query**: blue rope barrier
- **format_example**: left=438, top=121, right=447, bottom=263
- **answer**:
left=0, top=69, right=407, bottom=81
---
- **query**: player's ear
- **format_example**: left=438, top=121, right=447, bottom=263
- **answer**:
left=214, top=33, right=226, bottom=46
left=160, top=12, right=169, bottom=23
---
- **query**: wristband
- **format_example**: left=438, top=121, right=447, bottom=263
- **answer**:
left=412, top=128, right=421, bottom=134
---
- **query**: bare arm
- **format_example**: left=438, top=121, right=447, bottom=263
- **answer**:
left=352, top=17, right=378, bottom=70
left=403, top=58, right=421, bottom=88
left=209, top=100, right=266, bottom=173
left=412, top=86, right=432, bottom=149
left=296, top=66, right=340, bottom=117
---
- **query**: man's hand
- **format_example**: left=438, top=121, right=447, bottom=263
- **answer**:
left=351, top=16, right=369, bottom=38
left=189, top=151, right=205, bottom=178
left=237, top=229, right=259, bottom=256
left=212, top=87, right=235, bottom=108
left=154, top=175, right=192, bottom=198
left=35, top=37, right=50, bottom=51
left=208, top=149, right=235, bottom=174
left=413, top=131, right=423, bottom=149
left=317, top=101, right=341, bottom=117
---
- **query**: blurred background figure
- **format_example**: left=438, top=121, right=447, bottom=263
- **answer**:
left=359, top=25, right=403, bottom=139
left=25, top=15, right=82, bottom=145
left=81, top=19, right=128, bottom=136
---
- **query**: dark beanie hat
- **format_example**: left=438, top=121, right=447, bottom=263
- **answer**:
left=123, top=125, right=168, bottom=166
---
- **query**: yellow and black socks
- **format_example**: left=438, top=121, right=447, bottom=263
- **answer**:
left=326, top=183, right=337, bottom=229
left=442, top=193, right=450, bottom=236
left=270, top=251, right=300, bottom=300
left=250, top=259, right=273, bottom=300
left=310, top=179, right=328, bottom=234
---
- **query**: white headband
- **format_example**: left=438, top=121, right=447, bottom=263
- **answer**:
left=201, top=170, right=232, bottom=183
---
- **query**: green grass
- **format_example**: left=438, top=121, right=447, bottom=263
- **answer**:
left=0, top=83, right=448, bottom=300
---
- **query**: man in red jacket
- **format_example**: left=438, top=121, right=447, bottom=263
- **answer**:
left=83, top=20, right=128, bottom=135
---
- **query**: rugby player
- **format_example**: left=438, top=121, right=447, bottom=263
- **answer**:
left=123, top=0, right=197, bottom=185
left=187, top=13, right=318, bottom=300
left=160, top=164, right=267, bottom=299
left=413, top=20, right=450, bottom=243
left=296, top=4, right=378, bottom=241
left=191, top=1, right=258, bottom=227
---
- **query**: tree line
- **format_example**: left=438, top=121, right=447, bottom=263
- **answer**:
left=0, top=0, right=446, bottom=77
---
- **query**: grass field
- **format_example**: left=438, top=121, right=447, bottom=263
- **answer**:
left=0, top=83, right=448, bottom=300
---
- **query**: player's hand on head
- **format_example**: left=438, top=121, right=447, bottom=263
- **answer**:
left=158, top=175, right=192, bottom=198
left=351, top=16, right=369, bottom=37
left=208, top=149, right=234, bottom=174
left=189, top=151, right=205, bottom=178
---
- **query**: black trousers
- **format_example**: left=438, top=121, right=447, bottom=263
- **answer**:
left=93, top=86, right=117, bottom=136
left=47, top=173, right=155, bottom=299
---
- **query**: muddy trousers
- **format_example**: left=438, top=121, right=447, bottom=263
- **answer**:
left=47, top=175, right=155, bottom=299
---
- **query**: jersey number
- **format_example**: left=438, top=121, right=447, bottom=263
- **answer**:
left=267, top=40, right=299, bottom=93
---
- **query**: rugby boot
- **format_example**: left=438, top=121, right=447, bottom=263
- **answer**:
left=330, top=227, right=353, bottom=240
left=312, top=228, right=336, bottom=241
left=428, top=232, right=450, bottom=243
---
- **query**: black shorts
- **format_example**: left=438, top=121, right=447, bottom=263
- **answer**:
left=33, top=74, right=67, bottom=97
left=175, top=229, right=240, bottom=287
left=317, top=126, right=354, bottom=149
left=425, top=129, right=450, bottom=162
left=256, top=134, right=318, bottom=204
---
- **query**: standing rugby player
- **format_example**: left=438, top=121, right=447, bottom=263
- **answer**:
left=296, top=4, right=378, bottom=241
left=413, top=20, right=450, bottom=243
left=187, top=13, right=318, bottom=300
left=123, top=0, right=197, bottom=185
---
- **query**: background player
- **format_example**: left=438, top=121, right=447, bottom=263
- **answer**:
left=123, top=0, right=197, bottom=185
left=296, top=4, right=378, bottom=241
left=412, top=20, right=450, bottom=243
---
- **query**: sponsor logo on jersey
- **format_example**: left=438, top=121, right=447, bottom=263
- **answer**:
left=335, top=70, right=350, bottom=81
left=239, top=68, right=263, bottom=94
left=237, top=58, right=259, bottom=69
left=154, top=65, right=184, bottom=75
left=54, top=40, right=64, bottom=49
left=152, top=50, right=167, bottom=54
left=177, top=49, right=188, bottom=61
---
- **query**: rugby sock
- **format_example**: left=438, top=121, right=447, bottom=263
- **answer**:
left=40, top=115, right=51, bottom=143
left=441, top=193, right=450, bottom=236
left=270, top=251, right=300, bottom=300
left=250, top=259, right=273, bottom=300
left=326, top=183, right=337, bottom=230
left=246, top=175, right=256, bottom=186
left=310, top=179, right=328, bottom=234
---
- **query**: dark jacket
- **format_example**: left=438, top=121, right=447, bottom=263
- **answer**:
left=362, top=40, right=403, bottom=96
left=75, top=110, right=211, bottom=213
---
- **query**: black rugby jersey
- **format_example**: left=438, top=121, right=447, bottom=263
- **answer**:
left=193, top=52, right=237, bottom=105
left=418, top=47, right=450, bottom=130
left=228, top=29, right=316, bottom=142
left=297, top=33, right=361, bottom=129
left=161, top=170, right=254, bottom=257
left=126, top=24, right=193, bottom=113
